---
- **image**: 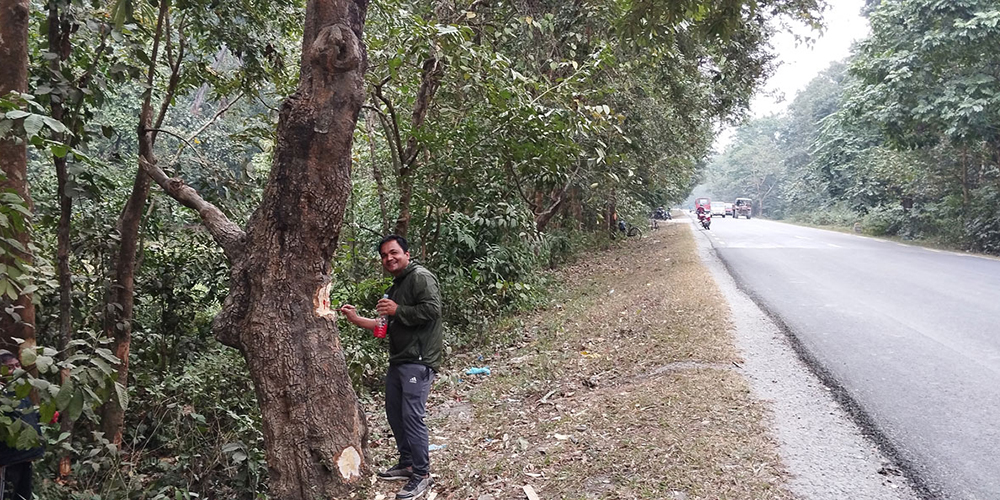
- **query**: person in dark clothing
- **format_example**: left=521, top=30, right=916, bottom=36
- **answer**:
left=0, top=350, right=43, bottom=500
left=340, top=235, right=442, bottom=500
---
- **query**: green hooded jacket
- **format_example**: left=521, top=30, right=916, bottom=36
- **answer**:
left=386, top=263, right=443, bottom=370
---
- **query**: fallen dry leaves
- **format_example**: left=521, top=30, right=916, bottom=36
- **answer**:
left=365, top=222, right=792, bottom=499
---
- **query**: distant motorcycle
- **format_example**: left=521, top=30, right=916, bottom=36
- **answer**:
left=697, top=207, right=711, bottom=230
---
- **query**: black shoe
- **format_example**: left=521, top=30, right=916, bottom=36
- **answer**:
left=396, top=474, right=432, bottom=499
left=377, top=464, right=412, bottom=481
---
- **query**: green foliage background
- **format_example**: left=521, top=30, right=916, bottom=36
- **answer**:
left=0, top=0, right=828, bottom=497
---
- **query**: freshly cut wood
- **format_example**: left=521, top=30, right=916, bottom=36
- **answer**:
left=523, top=485, right=540, bottom=500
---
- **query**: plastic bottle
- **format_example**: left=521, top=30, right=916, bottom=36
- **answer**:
left=373, top=294, right=389, bottom=338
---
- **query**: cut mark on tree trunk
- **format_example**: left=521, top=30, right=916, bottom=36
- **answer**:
left=336, top=445, right=362, bottom=480
left=314, top=282, right=335, bottom=319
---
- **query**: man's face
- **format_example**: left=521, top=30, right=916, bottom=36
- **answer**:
left=380, top=240, right=410, bottom=276
left=2, top=357, right=20, bottom=376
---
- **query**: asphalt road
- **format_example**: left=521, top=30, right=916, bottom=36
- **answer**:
left=695, top=214, right=1000, bottom=500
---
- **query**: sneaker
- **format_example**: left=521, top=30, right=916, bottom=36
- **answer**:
left=395, top=474, right=432, bottom=499
left=377, top=464, right=412, bottom=481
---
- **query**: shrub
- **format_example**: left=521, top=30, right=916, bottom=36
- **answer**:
left=861, top=205, right=907, bottom=236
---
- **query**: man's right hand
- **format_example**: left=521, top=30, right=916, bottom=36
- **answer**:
left=339, top=304, right=360, bottom=323
left=338, top=304, right=379, bottom=332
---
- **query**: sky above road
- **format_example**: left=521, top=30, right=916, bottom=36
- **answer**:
left=713, top=0, right=871, bottom=150
left=751, top=0, right=871, bottom=117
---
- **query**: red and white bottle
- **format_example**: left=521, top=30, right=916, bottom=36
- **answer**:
left=373, top=293, right=389, bottom=338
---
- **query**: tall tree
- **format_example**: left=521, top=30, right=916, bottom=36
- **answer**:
left=100, top=0, right=177, bottom=445
left=139, top=0, right=371, bottom=496
left=98, top=0, right=300, bottom=445
left=0, top=0, right=36, bottom=360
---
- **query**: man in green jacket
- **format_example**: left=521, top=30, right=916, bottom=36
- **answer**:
left=340, top=235, right=442, bottom=500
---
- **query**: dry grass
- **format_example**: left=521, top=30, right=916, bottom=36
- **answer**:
left=366, top=222, right=791, bottom=499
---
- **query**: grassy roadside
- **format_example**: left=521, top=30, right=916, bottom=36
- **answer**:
left=368, top=221, right=791, bottom=499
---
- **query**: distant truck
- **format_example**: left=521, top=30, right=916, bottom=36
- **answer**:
left=694, top=197, right=711, bottom=214
left=734, top=198, right=752, bottom=219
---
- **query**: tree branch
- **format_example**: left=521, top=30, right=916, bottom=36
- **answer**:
left=147, top=127, right=210, bottom=168
left=138, top=157, right=246, bottom=261
left=152, top=23, right=185, bottom=142
left=169, top=94, right=243, bottom=165
left=364, top=102, right=402, bottom=172
left=373, top=78, right=405, bottom=175
left=534, top=163, right=582, bottom=231
left=503, top=158, right=536, bottom=213
left=401, top=57, right=445, bottom=170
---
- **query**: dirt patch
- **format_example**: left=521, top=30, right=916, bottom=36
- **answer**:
left=367, top=223, right=791, bottom=499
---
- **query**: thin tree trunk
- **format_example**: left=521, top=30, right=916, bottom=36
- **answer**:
left=101, top=0, right=174, bottom=445
left=365, top=110, right=389, bottom=234
left=534, top=165, right=580, bottom=232
left=568, top=186, right=582, bottom=230
left=606, top=193, right=617, bottom=232
left=961, top=146, right=970, bottom=211
left=0, top=0, right=36, bottom=358
left=140, top=0, right=372, bottom=496
left=394, top=175, right=414, bottom=238
left=392, top=57, right=444, bottom=237
left=44, top=0, right=78, bottom=477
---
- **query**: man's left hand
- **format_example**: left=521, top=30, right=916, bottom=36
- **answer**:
left=376, top=298, right=398, bottom=316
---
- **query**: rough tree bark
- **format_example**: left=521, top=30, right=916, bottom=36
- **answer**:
left=0, top=0, right=36, bottom=358
left=139, top=0, right=372, bottom=496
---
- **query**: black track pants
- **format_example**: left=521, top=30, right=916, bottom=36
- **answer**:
left=385, top=363, right=435, bottom=476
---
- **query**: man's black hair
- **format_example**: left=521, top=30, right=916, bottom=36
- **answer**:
left=0, top=349, right=17, bottom=363
left=377, top=234, right=409, bottom=254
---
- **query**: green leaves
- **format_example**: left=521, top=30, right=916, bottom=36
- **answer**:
left=849, top=0, right=1000, bottom=146
left=23, top=114, right=45, bottom=137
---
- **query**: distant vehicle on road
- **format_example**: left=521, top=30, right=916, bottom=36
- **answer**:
left=734, top=198, right=752, bottom=219
left=711, top=202, right=726, bottom=217
left=725, top=203, right=734, bottom=217
left=695, top=197, right=710, bottom=214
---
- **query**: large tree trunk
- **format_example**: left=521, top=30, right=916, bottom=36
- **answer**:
left=0, top=0, right=36, bottom=357
left=211, top=1, right=371, bottom=496
left=140, top=1, right=372, bottom=495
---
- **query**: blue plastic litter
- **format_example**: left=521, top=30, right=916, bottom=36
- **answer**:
left=428, top=444, right=446, bottom=451
left=465, top=367, right=491, bottom=376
